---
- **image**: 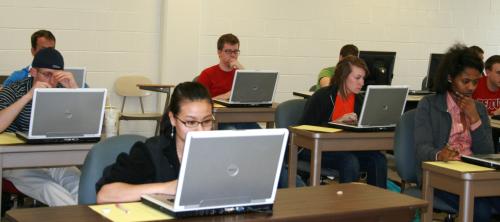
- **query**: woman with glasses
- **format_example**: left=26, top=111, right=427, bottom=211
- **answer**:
left=300, top=56, right=387, bottom=188
left=415, top=44, right=500, bottom=221
left=96, top=82, right=214, bottom=203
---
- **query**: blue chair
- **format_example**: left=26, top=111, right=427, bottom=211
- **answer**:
left=394, top=109, right=457, bottom=219
left=275, top=99, right=337, bottom=186
left=78, top=134, right=147, bottom=204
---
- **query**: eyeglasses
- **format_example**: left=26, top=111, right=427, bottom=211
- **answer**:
left=37, top=70, right=54, bottom=79
left=223, top=49, right=240, bottom=55
left=175, top=115, right=215, bottom=128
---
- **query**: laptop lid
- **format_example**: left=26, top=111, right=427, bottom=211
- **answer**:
left=27, top=88, right=107, bottom=139
left=172, top=128, right=288, bottom=211
left=357, top=85, right=409, bottom=127
left=65, top=67, right=86, bottom=88
left=461, top=154, right=500, bottom=170
left=227, top=70, right=278, bottom=104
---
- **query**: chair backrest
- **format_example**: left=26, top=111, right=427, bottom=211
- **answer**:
left=421, top=76, right=428, bottom=90
left=309, top=84, right=316, bottom=92
left=275, top=99, right=307, bottom=128
left=114, top=75, right=152, bottom=97
left=394, top=109, right=417, bottom=183
left=78, top=134, right=147, bottom=204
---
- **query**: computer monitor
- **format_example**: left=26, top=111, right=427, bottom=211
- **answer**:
left=359, top=51, right=396, bottom=90
left=424, top=53, right=444, bottom=91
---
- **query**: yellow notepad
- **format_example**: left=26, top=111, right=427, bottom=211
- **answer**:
left=425, top=161, right=496, bottom=172
left=293, top=125, right=342, bottom=133
left=0, top=133, right=25, bottom=145
left=89, top=202, right=173, bottom=221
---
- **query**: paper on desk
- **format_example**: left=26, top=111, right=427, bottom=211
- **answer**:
left=0, top=133, right=25, bottom=145
left=293, top=125, right=342, bottom=133
left=425, top=161, right=495, bottom=172
left=89, top=202, right=173, bottom=221
left=213, top=103, right=226, bottom=108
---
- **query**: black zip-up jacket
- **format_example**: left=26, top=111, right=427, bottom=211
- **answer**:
left=300, top=85, right=364, bottom=125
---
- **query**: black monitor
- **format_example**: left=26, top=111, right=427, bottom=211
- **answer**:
left=359, top=51, right=396, bottom=90
left=424, top=53, right=444, bottom=91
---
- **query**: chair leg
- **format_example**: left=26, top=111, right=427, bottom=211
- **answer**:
left=117, top=120, right=121, bottom=135
left=155, top=120, right=160, bottom=136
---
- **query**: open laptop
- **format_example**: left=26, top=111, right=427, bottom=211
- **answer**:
left=328, top=85, right=409, bottom=132
left=65, top=67, right=86, bottom=88
left=141, top=128, right=288, bottom=218
left=16, top=88, right=107, bottom=144
left=213, top=70, right=278, bottom=107
left=461, top=154, right=500, bottom=170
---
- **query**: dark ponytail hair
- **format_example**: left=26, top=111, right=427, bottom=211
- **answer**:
left=160, top=82, right=212, bottom=136
left=433, top=43, right=484, bottom=93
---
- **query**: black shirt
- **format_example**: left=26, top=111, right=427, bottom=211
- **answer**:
left=95, top=135, right=181, bottom=193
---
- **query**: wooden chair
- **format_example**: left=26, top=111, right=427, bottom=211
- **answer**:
left=114, top=75, right=162, bottom=136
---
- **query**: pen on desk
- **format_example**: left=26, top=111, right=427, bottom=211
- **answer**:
left=115, top=203, right=129, bottom=214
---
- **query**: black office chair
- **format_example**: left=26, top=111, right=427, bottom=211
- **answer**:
left=275, top=99, right=338, bottom=185
left=308, top=84, right=316, bottom=92
left=394, top=109, right=457, bottom=221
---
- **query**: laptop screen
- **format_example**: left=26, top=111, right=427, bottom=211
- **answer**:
left=175, top=129, right=288, bottom=209
left=358, top=85, right=409, bottom=127
left=229, top=70, right=278, bottom=103
left=30, top=88, right=107, bottom=137
left=65, top=67, right=86, bottom=88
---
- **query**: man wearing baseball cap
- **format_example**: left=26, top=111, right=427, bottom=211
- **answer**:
left=0, top=47, right=80, bottom=207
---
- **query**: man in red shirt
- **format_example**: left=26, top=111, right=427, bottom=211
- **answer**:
left=197, top=33, right=259, bottom=130
left=472, top=55, right=500, bottom=116
left=197, top=33, right=244, bottom=100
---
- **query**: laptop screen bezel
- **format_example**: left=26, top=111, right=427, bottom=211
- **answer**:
left=358, top=85, right=409, bottom=127
left=28, top=88, right=107, bottom=138
left=228, top=70, right=279, bottom=104
left=174, top=129, right=288, bottom=211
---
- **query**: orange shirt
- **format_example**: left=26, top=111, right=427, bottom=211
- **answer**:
left=331, top=93, right=355, bottom=121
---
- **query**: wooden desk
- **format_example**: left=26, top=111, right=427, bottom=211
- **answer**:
left=421, top=162, right=500, bottom=222
left=0, top=143, right=94, bottom=211
left=212, top=104, right=277, bottom=129
left=137, top=84, right=175, bottom=115
left=288, top=127, right=394, bottom=187
left=491, top=119, right=500, bottom=129
left=6, top=183, right=427, bottom=222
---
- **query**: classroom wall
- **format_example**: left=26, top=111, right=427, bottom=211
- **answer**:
left=161, top=0, right=500, bottom=102
left=1, top=0, right=500, bottom=135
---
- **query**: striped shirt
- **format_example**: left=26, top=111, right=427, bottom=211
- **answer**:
left=0, top=77, right=34, bottom=132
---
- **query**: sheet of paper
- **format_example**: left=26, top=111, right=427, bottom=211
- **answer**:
left=292, top=125, right=342, bottom=133
left=89, top=202, right=173, bottom=221
left=425, top=161, right=496, bottom=172
left=213, top=103, right=226, bottom=108
left=0, top=133, right=25, bottom=145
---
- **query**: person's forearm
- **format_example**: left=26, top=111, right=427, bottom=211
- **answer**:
left=0, top=95, right=31, bottom=132
left=97, top=181, right=176, bottom=204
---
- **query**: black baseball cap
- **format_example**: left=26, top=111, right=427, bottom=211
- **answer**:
left=32, top=47, right=64, bottom=70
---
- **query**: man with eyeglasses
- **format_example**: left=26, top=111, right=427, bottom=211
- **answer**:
left=197, top=33, right=244, bottom=100
left=0, top=47, right=80, bottom=208
left=2, top=30, right=56, bottom=88
left=197, top=33, right=260, bottom=130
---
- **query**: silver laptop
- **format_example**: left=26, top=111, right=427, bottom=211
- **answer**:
left=16, top=88, right=107, bottom=144
left=65, top=67, right=86, bottom=88
left=141, top=128, right=289, bottom=218
left=328, top=85, right=409, bottom=132
left=214, top=70, right=278, bottom=107
left=461, top=154, right=500, bottom=170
